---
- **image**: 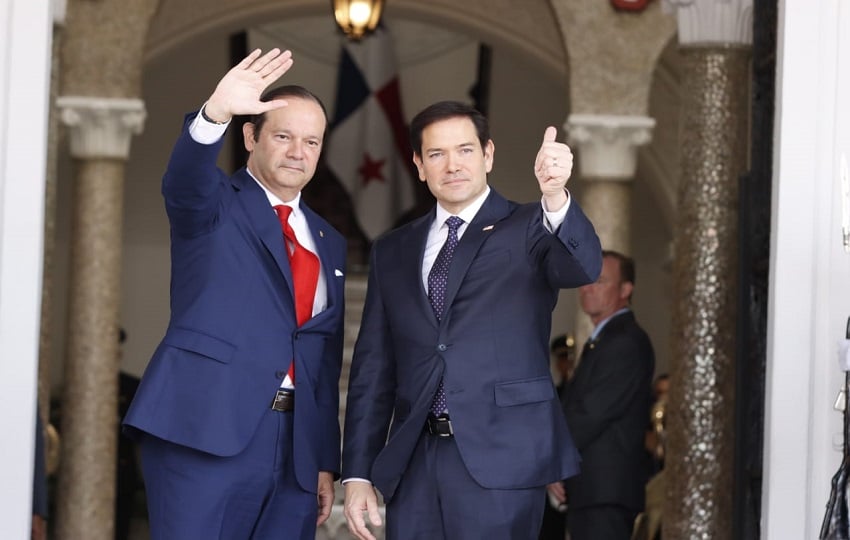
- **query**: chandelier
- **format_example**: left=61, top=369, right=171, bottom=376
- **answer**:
left=332, top=0, right=385, bottom=40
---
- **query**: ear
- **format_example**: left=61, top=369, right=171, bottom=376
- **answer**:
left=413, top=153, right=427, bottom=182
left=483, top=139, right=495, bottom=173
left=620, top=281, right=634, bottom=302
left=242, top=122, right=256, bottom=153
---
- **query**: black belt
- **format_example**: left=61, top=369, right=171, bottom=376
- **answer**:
left=426, top=414, right=453, bottom=437
left=271, top=388, right=294, bottom=412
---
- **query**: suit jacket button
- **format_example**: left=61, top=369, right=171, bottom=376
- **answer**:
left=275, top=370, right=286, bottom=379
left=437, top=344, right=447, bottom=352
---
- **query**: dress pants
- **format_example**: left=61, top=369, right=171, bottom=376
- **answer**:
left=139, top=407, right=317, bottom=540
left=385, top=430, right=546, bottom=540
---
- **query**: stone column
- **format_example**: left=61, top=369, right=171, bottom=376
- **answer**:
left=661, top=1, right=752, bottom=538
left=53, top=1, right=157, bottom=535
left=54, top=96, right=145, bottom=540
left=566, top=114, right=655, bottom=349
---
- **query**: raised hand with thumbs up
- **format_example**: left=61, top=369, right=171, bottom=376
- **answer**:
left=534, top=126, right=574, bottom=211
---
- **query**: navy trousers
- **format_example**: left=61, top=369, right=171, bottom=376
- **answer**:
left=385, top=431, right=546, bottom=540
left=139, top=408, right=317, bottom=540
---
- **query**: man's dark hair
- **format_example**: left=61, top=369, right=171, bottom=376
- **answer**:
left=409, top=100, right=490, bottom=156
left=602, top=249, right=635, bottom=286
left=248, top=85, right=329, bottom=141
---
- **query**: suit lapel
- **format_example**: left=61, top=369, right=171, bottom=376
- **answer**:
left=232, top=170, right=295, bottom=295
left=441, top=191, right=512, bottom=316
left=570, top=311, right=635, bottom=397
left=406, top=210, right=438, bottom=325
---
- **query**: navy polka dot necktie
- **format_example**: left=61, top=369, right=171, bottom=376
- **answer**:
left=428, top=216, right=464, bottom=415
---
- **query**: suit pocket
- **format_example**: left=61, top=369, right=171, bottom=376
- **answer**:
left=162, top=327, right=236, bottom=364
left=494, top=375, right=554, bottom=407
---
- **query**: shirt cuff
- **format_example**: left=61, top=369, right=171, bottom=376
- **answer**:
left=188, top=102, right=230, bottom=145
left=541, top=190, right=571, bottom=232
left=342, top=477, right=372, bottom=485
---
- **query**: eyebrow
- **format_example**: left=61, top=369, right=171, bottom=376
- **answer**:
left=424, top=142, right=476, bottom=154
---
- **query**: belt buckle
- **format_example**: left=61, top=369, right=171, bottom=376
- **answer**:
left=428, top=415, right=453, bottom=437
left=271, top=388, right=294, bottom=412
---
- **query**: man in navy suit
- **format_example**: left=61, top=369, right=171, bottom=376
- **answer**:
left=342, top=101, right=602, bottom=539
left=555, top=250, right=655, bottom=540
left=124, top=49, right=347, bottom=540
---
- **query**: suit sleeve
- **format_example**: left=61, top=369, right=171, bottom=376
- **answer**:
left=529, top=200, right=602, bottom=289
left=162, top=112, right=231, bottom=238
left=341, top=245, right=398, bottom=480
left=564, top=333, right=653, bottom=450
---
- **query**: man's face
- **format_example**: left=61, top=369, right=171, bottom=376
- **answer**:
left=243, top=97, right=325, bottom=202
left=579, top=256, right=632, bottom=325
left=413, top=116, right=493, bottom=215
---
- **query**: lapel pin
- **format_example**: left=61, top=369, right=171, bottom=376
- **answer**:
left=482, top=225, right=494, bottom=231
left=319, top=230, right=324, bottom=238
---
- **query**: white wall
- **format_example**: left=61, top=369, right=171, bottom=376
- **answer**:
left=764, top=0, right=850, bottom=537
left=0, top=0, right=53, bottom=537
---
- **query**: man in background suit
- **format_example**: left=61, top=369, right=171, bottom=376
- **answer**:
left=342, top=100, right=602, bottom=539
left=124, top=49, right=346, bottom=540
left=539, top=333, right=577, bottom=540
left=553, top=250, right=655, bottom=540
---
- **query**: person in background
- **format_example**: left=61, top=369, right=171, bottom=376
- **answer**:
left=539, top=333, right=577, bottom=540
left=342, top=100, right=602, bottom=540
left=115, top=328, right=141, bottom=540
left=645, top=373, right=670, bottom=472
left=555, top=250, right=655, bottom=540
left=551, top=333, right=577, bottom=400
left=123, top=48, right=347, bottom=540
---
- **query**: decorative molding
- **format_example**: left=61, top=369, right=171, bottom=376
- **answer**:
left=145, top=0, right=565, bottom=75
left=56, top=96, right=146, bottom=159
left=661, top=0, right=753, bottom=45
left=252, top=16, right=474, bottom=67
left=566, top=114, right=656, bottom=180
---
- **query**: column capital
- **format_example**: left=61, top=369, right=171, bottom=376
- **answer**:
left=662, top=0, right=753, bottom=46
left=57, top=96, right=146, bottom=159
left=565, top=114, right=655, bottom=180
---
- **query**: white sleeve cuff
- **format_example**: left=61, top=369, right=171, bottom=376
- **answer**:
left=541, top=190, right=571, bottom=232
left=188, top=102, right=230, bottom=145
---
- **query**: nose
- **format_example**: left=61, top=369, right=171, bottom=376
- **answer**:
left=287, top=139, right=304, bottom=159
left=446, top=152, right=460, bottom=172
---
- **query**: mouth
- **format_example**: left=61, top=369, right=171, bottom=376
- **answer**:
left=442, top=177, right=467, bottom=186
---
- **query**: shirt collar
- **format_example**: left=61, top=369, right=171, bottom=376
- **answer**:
left=247, top=170, right=303, bottom=218
left=434, top=186, right=491, bottom=227
left=590, top=307, right=631, bottom=341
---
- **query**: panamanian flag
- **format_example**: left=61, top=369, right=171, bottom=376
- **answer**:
left=325, top=26, right=415, bottom=240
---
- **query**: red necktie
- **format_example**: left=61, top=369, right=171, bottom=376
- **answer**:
left=274, top=205, right=319, bottom=382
